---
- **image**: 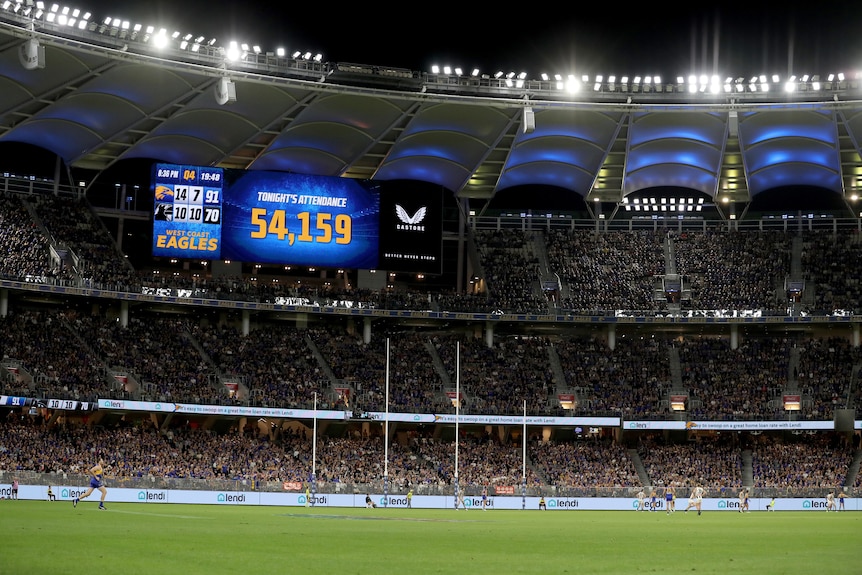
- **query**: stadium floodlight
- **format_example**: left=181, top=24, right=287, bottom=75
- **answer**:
left=471, top=69, right=480, bottom=77
left=1, top=0, right=11, bottom=9
left=431, top=65, right=439, bottom=74
left=443, top=66, right=451, bottom=74
left=275, top=47, right=285, bottom=57
left=292, top=50, right=301, bottom=58
left=784, top=81, right=796, bottom=92
left=153, top=30, right=168, bottom=49
left=303, top=51, right=311, bottom=60
left=454, top=67, right=462, bottom=76
left=494, top=70, right=503, bottom=78
left=226, top=41, right=242, bottom=61
left=541, top=73, right=549, bottom=81
left=313, top=53, right=322, bottom=62
left=772, top=74, right=780, bottom=83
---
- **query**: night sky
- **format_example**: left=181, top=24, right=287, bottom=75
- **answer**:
left=76, top=1, right=862, bottom=81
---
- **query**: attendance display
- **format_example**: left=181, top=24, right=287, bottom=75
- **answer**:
left=151, top=163, right=441, bottom=273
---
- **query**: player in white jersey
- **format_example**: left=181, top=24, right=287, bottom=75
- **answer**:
left=636, top=489, right=646, bottom=511
left=684, top=485, right=705, bottom=515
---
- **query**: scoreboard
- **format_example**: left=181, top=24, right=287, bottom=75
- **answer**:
left=151, top=163, right=442, bottom=273
left=152, top=164, right=224, bottom=257
left=0, top=396, right=96, bottom=411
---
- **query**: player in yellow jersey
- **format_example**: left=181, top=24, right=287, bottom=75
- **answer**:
left=74, top=459, right=107, bottom=510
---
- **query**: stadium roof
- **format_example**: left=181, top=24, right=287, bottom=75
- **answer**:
left=1, top=17, right=862, bottom=216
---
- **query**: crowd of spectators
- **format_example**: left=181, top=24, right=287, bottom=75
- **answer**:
left=0, top=194, right=62, bottom=282
left=3, top=301, right=861, bottom=421
left=639, top=434, right=743, bottom=491
left=1, top=414, right=856, bottom=493
left=750, top=433, right=855, bottom=493
left=673, top=229, right=791, bottom=313
left=676, top=336, right=790, bottom=420
left=29, top=194, right=139, bottom=291
left=795, top=336, right=860, bottom=418
left=0, top=309, right=108, bottom=401
left=2, top=193, right=862, bottom=316
left=529, top=437, right=640, bottom=489
left=430, top=333, right=555, bottom=415
left=553, top=334, right=670, bottom=417
left=190, top=321, right=328, bottom=409
left=72, top=313, right=222, bottom=404
left=472, top=229, right=548, bottom=314
left=801, top=230, right=862, bottom=314
left=545, top=229, right=664, bottom=313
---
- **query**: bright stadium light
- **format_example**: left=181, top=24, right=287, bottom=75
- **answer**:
left=226, top=41, right=240, bottom=61
left=153, top=29, right=168, bottom=49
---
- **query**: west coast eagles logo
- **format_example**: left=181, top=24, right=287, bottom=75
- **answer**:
left=395, top=205, right=426, bottom=231
left=155, top=185, right=174, bottom=200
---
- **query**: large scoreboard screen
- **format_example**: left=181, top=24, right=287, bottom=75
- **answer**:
left=152, top=164, right=441, bottom=273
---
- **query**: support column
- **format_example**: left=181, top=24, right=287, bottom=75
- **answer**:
left=853, top=324, right=860, bottom=348
left=0, top=288, right=7, bottom=317
left=607, top=325, right=616, bottom=351
left=242, top=310, right=250, bottom=336
left=119, top=300, right=129, bottom=328
left=730, top=324, right=739, bottom=350
left=363, top=317, right=372, bottom=344
left=485, top=321, right=494, bottom=348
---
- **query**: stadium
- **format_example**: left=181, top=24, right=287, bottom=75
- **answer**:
left=0, top=4, right=861, bottom=574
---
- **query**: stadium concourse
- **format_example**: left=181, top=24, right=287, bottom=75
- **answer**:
left=0, top=6, right=861, bottom=507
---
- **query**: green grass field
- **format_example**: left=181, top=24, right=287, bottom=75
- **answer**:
left=1, top=501, right=859, bottom=575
